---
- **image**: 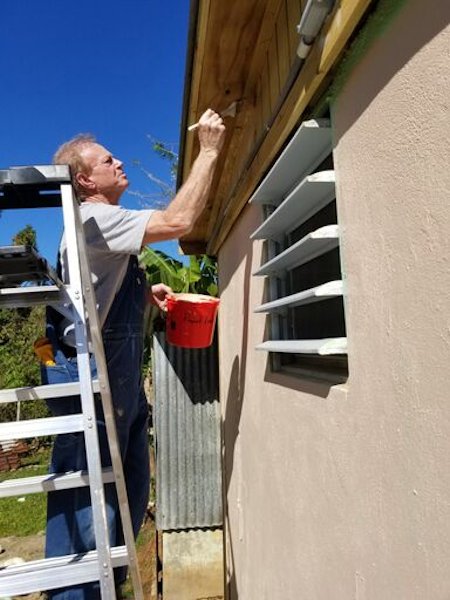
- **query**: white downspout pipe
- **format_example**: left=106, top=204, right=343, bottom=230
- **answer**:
left=297, top=0, right=336, bottom=58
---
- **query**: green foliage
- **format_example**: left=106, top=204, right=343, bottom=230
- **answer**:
left=0, top=306, right=44, bottom=389
left=0, top=305, right=48, bottom=422
left=12, top=224, right=38, bottom=249
left=152, top=140, right=177, bottom=163
left=139, top=247, right=218, bottom=297
left=0, top=224, right=49, bottom=423
left=0, top=446, right=51, bottom=536
left=151, top=138, right=178, bottom=183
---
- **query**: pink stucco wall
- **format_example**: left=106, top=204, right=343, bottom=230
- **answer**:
left=218, top=1, right=450, bottom=597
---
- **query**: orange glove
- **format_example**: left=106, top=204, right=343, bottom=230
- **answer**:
left=33, top=337, right=56, bottom=366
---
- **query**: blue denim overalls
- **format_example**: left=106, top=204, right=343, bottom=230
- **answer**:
left=42, top=256, right=150, bottom=600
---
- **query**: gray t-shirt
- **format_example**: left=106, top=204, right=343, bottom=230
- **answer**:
left=60, top=203, right=153, bottom=345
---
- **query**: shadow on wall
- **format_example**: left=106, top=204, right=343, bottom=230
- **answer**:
left=220, top=227, right=254, bottom=600
left=330, top=0, right=450, bottom=143
left=264, top=363, right=336, bottom=398
left=222, top=356, right=240, bottom=600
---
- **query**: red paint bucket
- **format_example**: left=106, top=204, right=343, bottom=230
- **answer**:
left=166, top=293, right=220, bottom=349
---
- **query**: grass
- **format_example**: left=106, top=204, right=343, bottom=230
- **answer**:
left=121, top=514, right=157, bottom=599
left=0, top=445, right=51, bottom=537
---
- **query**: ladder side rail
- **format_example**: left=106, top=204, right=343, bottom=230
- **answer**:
left=60, top=183, right=116, bottom=597
left=71, top=187, right=144, bottom=600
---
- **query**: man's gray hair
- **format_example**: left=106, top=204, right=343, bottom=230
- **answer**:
left=53, top=134, right=96, bottom=199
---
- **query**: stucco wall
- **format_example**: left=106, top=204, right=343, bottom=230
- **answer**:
left=218, top=1, right=450, bottom=598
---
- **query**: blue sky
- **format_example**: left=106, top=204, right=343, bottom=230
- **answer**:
left=0, top=1, right=190, bottom=264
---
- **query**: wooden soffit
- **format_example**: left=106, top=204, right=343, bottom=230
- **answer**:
left=178, top=0, right=373, bottom=255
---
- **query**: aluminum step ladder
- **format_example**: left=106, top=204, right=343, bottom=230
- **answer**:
left=0, top=165, right=144, bottom=599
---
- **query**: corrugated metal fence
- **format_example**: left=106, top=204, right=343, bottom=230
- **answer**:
left=153, top=331, right=222, bottom=531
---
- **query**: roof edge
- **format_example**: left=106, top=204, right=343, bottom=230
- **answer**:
left=176, top=0, right=200, bottom=193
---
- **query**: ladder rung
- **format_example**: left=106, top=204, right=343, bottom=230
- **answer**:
left=0, top=415, right=84, bottom=442
left=0, top=467, right=115, bottom=498
left=0, top=545, right=128, bottom=596
left=0, top=285, right=63, bottom=308
left=0, top=245, right=56, bottom=285
left=0, top=380, right=100, bottom=404
left=0, top=164, right=71, bottom=186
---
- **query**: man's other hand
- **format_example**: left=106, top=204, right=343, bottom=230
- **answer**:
left=148, top=283, right=174, bottom=311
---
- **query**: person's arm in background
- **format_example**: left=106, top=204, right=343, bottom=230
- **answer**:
left=142, top=108, right=226, bottom=244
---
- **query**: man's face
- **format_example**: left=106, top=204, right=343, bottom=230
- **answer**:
left=80, top=143, right=128, bottom=203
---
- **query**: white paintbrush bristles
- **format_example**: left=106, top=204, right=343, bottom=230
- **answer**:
left=187, top=101, right=239, bottom=131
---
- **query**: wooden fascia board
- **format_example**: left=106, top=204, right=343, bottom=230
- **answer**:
left=208, top=0, right=374, bottom=255
left=203, top=0, right=284, bottom=243
left=179, top=0, right=281, bottom=255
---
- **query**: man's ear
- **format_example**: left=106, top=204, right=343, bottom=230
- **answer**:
left=76, top=171, right=96, bottom=193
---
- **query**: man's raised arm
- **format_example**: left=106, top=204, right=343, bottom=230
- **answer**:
left=143, top=108, right=226, bottom=244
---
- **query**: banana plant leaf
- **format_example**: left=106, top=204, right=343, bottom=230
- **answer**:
left=139, top=247, right=218, bottom=296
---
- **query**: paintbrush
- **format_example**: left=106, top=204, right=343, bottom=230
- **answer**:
left=187, top=101, right=238, bottom=131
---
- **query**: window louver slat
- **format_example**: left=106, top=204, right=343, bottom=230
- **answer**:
left=249, top=119, right=332, bottom=206
left=250, top=171, right=335, bottom=240
left=254, top=280, right=343, bottom=313
left=255, top=339, right=347, bottom=355
left=253, top=225, right=339, bottom=276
